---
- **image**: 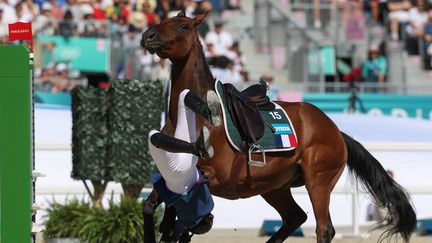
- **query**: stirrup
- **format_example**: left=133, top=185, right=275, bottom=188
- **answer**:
left=248, top=144, right=267, bottom=167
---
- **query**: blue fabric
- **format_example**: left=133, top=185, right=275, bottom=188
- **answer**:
left=151, top=173, right=182, bottom=206
left=151, top=172, right=214, bottom=233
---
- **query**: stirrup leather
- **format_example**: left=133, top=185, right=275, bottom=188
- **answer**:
left=248, top=144, right=267, bottom=167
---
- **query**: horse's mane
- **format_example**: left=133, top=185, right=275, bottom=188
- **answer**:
left=197, top=35, right=216, bottom=89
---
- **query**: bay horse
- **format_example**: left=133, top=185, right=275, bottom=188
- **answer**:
left=140, top=11, right=416, bottom=243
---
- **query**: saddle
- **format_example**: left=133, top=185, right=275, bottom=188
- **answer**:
left=222, top=80, right=275, bottom=147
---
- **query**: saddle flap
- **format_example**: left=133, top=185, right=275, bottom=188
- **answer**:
left=223, top=83, right=265, bottom=144
left=239, top=81, right=275, bottom=109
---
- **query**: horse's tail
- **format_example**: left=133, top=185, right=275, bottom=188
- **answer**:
left=341, top=132, right=416, bottom=242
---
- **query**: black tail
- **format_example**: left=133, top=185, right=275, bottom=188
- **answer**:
left=341, top=132, right=417, bottom=242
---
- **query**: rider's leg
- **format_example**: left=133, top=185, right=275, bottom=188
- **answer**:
left=149, top=127, right=213, bottom=158
left=149, top=89, right=214, bottom=158
left=184, top=89, right=221, bottom=126
left=149, top=90, right=212, bottom=193
left=148, top=134, right=199, bottom=194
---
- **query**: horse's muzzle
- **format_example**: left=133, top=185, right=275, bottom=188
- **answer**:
left=141, top=27, right=165, bottom=54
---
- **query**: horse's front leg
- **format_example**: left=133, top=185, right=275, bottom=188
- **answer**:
left=159, top=205, right=178, bottom=242
left=143, top=189, right=161, bottom=243
left=143, top=189, right=179, bottom=243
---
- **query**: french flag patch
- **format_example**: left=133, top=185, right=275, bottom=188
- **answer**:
left=273, top=124, right=297, bottom=148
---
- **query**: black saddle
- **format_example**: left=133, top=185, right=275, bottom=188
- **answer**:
left=222, top=80, right=275, bottom=146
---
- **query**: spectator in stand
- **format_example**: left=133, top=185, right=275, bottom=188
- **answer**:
left=41, top=41, right=56, bottom=67
left=129, top=9, right=148, bottom=33
left=48, top=0, right=64, bottom=20
left=235, top=70, right=253, bottom=91
left=225, top=40, right=245, bottom=73
left=106, top=0, right=130, bottom=22
left=78, top=4, right=98, bottom=37
left=140, top=48, right=157, bottom=80
left=92, top=0, right=108, bottom=20
left=51, top=62, right=74, bottom=92
left=387, top=0, right=412, bottom=41
left=33, top=2, right=57, bottom=35
left=204, top=42, right=218, bottom=63
left=406, top=0, right=429, bottom=38
left=210, top=55, right=240, bottom=85
left=122, top=24, right=141, bottom=48
left=204, top=20, right=233, bottom=58
left=422, top=5, right=432, bottom=70
left=58, top=9, right=78, bottom=37
left=184, top=0, right=196, bottom=17
left=194, top=0, right=212, bottom=37
left=110, top=13, right=128, bottom=42
left=35, top=65, right=57, bottom=91
left=159, top=0, right=183, bottom=19
left=15, top=0, right=37, bottom=22
left=0, top=0, right=17, bottom=24
left=64, top=0, right=86, bottom=22
left=227, top=0, right=241, bottom=10
left=361, top=44, right=387, bottom=85
left=0, top=6, right=6, bottom=39
left=132, top=0, right=160, bottom=30
left=141, top=0, right=160, bottom=26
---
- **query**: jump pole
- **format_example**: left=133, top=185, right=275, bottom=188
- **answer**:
left=0, top=23, right=35, bottom=243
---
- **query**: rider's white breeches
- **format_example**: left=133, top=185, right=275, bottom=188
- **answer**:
left=148, top=89, right=200, bottom=194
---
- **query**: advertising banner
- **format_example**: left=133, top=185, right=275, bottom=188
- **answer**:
left=303, top=93, right=432, bottom=121
left=37, top=35, right=110, bottom=73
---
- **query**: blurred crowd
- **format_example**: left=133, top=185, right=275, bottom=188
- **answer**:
left=0, top=0, right=250, bottom=93
left=2, top=0, right=432, bottom=93
left=341, top=0, right=432, bottom=87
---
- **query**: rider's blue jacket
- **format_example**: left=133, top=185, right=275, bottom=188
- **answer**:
left=151, top=172, right=214, bottom=234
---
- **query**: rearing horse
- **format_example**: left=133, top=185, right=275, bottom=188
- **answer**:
left=140, top=11, right=416, bottom=243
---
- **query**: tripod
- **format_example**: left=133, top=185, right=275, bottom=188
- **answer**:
left=347, top=81, right=366, bottom=113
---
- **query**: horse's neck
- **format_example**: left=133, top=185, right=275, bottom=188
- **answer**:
left=168, top=41, right=214, bottom=125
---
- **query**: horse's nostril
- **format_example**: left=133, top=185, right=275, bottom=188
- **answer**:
left=147, top=32, right=157, bottom=41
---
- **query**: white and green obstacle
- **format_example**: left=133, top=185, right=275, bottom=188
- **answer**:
left=0, top=45, right=41, bottom=243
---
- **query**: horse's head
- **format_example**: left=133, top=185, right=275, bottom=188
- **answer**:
left=140, top=11, right=207, bottom=60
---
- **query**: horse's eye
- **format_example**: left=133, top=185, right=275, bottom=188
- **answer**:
left=180, top=24, right=188, bottom=30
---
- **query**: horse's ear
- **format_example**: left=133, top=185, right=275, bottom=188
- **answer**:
left=176, top=10, right=186, bottom=18
left=193, top=11, right=209, bottom=26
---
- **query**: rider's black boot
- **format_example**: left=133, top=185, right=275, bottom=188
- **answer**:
left=150, top=127, right=214, bottom=158
left=184, top=90, right=221, bottom=126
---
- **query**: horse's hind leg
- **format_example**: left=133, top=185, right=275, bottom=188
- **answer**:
left=302, top=147, right=345, bottom=243
left=261, top=187, right=307, bottom=243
